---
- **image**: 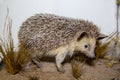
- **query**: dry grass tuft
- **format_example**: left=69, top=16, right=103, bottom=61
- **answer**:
left=0, top=9, right=30, bottom=74
left=71, top=52, right=95, bottom=79
left=95, top=32, right=120, bottom=59
left=95, top=40, right=110, bottom=59
left=71, top=56, right=81, bottom=79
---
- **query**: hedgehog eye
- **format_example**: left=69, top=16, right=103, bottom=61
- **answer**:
left=84, top=44, right=88, bottom=48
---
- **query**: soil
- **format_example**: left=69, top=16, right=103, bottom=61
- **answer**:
left=0, top=59, right=120, bottom=80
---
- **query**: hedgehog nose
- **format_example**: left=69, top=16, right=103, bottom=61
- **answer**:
left=90, top=52, right=96, bottom=60
left=91, top=54, right=96, bottom=60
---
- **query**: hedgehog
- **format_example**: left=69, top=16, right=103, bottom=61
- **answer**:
left=18, top=13, right=106, bottom=73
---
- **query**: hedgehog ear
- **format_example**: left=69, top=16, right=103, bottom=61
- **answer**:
left=97, top=33, right=107, bottom=40
left=76, top=31, right=88, bottom=41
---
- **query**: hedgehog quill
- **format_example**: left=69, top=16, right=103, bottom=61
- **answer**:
left=18, top=14, right=106, bottom=73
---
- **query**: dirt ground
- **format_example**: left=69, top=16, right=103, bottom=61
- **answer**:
left=0, top=59, right=120, bottom=80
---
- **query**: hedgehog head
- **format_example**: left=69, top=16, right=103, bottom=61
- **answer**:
left=74, top=31, right=97, bottom=59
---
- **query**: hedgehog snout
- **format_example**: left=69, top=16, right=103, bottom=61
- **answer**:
left=88, top=51, right=96, bottom=59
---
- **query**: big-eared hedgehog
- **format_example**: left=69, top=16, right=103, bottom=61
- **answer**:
left=18, top=13, right=106, bottom=72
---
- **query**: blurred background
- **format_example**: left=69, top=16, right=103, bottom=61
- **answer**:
left=0, top=0, right=119, bottom=47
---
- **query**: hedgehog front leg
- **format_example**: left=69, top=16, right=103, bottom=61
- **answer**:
left=55, top=49, right=68, bottom=73
left=55, top=54, right=66, bottom=73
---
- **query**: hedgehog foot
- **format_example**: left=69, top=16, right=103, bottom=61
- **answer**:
left=57, top=66, right=65, bottom=73
left=32, top=58, right=42, bottom=68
